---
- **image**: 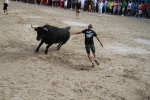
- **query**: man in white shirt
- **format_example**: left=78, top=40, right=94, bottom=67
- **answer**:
left=98, top=0, right=103, bottom=17
left=2, top=0, right=10, bottom=14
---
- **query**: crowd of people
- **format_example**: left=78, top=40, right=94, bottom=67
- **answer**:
left=15, top=0, right=150, bottom=19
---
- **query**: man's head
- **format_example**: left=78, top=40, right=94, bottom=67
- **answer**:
left=88, top=24, right=93, bottom=29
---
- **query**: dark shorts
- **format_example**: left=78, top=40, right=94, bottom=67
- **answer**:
left=143, top=9, right=147, bottom=13
left=3, top=3, right=8, bottom=10
left=85, top=44, right=95, bottom=54
left=128, top=9, right=131, bottom=12
left=76, top=9, right=80, bottom=13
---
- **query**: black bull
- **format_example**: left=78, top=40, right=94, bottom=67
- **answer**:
left=31, top=25, right=71, bottom=54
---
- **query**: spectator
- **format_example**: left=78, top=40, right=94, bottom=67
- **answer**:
left=72, top=0, right=77, bottom=10
left=113, top=0, right=118, bottom=15
left=134, top=2, right=139, bottom=17
left=75, top=0, right=81, bottom=18
left=87, top=0, right=92, bottom=12
left=121, top=0, right=127, bottom=16
left=148, top=3, right=150, bottom=18
left=138, top=2, right=143, bottom=17
left=143, top=2, right=148, bottom=18
left=60, top=0, right=64, bottom=8
left=131, top=2, right=135, bottom=16
left=117, top=1, right=121, bottom=15
left=92, top=0, right=97, bottom=12
left=52, top=0, right=54, bottom=6
left=109, top=0, right=113, bottom=14
left=64, top=0, right=67, bottom=9
left=81, top=0, right=85, bottom=11
left=98, top=0, right=103, bottom=17
left=3, top=0, right=10, bottom=14
left=46, top=0, right=49, bottom=5
left=127, top=1, right=132, bottom=16
left=104, top=0, right=108, bottom=13
left=107, top=0, right=110, bottom=14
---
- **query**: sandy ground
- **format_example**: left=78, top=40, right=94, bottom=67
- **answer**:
left=0, top=1, right=150, bottom=100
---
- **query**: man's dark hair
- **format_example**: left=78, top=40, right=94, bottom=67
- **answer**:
left=88, top=24, right=93, bottom=29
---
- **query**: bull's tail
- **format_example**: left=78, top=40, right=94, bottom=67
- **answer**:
left=65, top=26, right=71, bottom=30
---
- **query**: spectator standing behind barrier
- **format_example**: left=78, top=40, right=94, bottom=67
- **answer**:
left=72, top=0, right=77, bottom=10
left=143, top=2, right=148, bottom=18
left=131, top=2, right=135, bottom=16
left=109, top=0, right=113, bottom=14
left=104, top=0, right=108, bottom=13
left=2, top=0, right=10, bottom=14
left=113, top=0, right=118, bottom=15
left=64, top=0, right=67, bottom=9
left=98, top=0, right=103, bottom=17
left=138, top=2, right=143, bottom=17
left=46, top=0, right=49, bottom=5
left=52, top=0, right=54, bottom=6
left=127, top=1, right=131, bottom=16
left=69, top=24, right=103, bottom=67
left=117, top=1, right=121, bottom=15
left=81, top=0, right=85, bottom=11
left=92, top=0, right=96, bottom=12
left=75, top=0, right=81, bottom=19
left=121, top=0, right=127, bottom=16
left=134, top=2, right=139, bottom=17
left=148, top=3, right=150, bottom=18
left=87, top=0, right=92, bottom=12
left=107, top=0, right=110, bottom=14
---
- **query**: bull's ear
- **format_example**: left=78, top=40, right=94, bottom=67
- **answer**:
left=44, top=28, right=48, bottom=31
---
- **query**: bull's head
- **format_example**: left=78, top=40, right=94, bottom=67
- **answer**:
left=31, top=25, right=48, bottom=41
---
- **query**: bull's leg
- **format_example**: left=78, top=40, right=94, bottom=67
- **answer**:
left=57, top=42, right=63, bottom=50
left=45, top=43, right=53, bottom=54
left=57, top=43, right=61, bottom=48
left=57, top=38, right=69, bottom=50
left=36, top=40, right=44, bottom=52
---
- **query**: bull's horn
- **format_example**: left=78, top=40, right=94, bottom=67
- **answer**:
left=31, top=25, right=37, bottom=28
left=44, top=28, right=48, bottom=31
left=66, top=26, right=71, bottom=30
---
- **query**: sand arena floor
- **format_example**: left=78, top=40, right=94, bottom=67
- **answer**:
left=0, top=1, right=150, bottom=100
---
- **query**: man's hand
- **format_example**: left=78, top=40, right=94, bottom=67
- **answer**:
left=100, top=43, right=103, bottom=48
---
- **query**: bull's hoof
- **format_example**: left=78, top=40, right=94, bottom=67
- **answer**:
left=45, top=51, right=48, bottom=54
left=35, top=51, right=39, bottom=53
left=57, top=47, right=60, bottom=50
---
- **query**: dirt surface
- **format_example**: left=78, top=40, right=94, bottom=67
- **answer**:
left=0, top=1, right=150, bottom=100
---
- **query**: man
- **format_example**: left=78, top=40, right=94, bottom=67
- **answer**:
left=121, top=0, right=127, bottom=16
left=143, top=2, right=148, bottom=18
left=109, top=0, right=114, bottom=14
left=69, top=24, right=103, bottom=67
left=2, top=0, right=10, bottom=14
left=87, top=0, right=92, bottom=12
left=75, top=0, right=81, bottom=19
left=127, top=1, right=132, bottom=16
left=98, top=0, right=103, bottom=17
left=138, top=2, right=143, bottom=17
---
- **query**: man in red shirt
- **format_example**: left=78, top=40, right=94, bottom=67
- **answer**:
left=138, top=2, right=143, bottom=17
left=143, top=2, right=148, bottom=18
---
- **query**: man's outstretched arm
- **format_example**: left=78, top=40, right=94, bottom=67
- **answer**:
left=69, top=31, right=82, bottom=35
left=96, top=36, right=103, bottom=48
